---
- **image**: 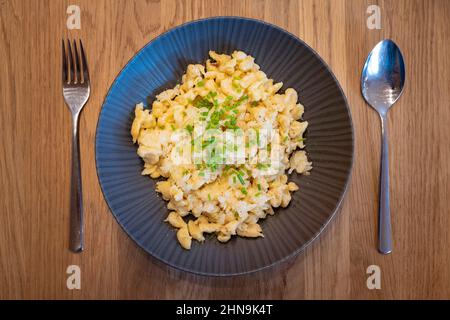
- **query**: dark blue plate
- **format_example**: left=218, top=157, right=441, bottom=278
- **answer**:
left=95, top=17, right=354, bottom=276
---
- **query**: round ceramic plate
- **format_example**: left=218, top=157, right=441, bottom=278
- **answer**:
left=96, top=17, right=354, bottom=276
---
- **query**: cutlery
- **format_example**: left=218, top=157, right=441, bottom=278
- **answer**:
left=361, top=39, right=405, bottom=254
left=62, top=39, right=90, bottom=252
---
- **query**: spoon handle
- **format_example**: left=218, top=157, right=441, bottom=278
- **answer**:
left=379, top=114, right=392, bottom=254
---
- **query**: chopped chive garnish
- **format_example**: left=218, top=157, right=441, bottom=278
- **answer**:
left=240, top=187, right=248, bottom=195
left=238, top=95, right=248, bottom=102
left=255, top=192, right=262, bottom=197
left=233, top=176, right=237, bottom=184
left=236, top=172, right=245, bottom=185
left=257, top=183, right=262, bottom=191
left=199, top=171, right=205, bottom=177
left=234, top=211, right=240, bottom=219
left=251, top=101, right=258, bottom=106
left=202, top=136, right=216, bottom=148
left=205, top=91, right=217, bottom=100
left=197, top=80, right=205, bottom=87
left=193, top=96, right=213, bottom=109
left=256, top=129, right=260, bottom=145
left=171, top=124, right=176, bottom=130
left=185, top=124, right=193, bottom=134
left=208, top=193, right=211, bottom=201
left=256, top=163, right=269, bottom=170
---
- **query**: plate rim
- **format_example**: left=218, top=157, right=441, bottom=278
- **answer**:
left=95, top=16, right=355, bottom=276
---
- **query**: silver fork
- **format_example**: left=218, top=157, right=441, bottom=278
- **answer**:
left=62, top=39, right=90, bottom=252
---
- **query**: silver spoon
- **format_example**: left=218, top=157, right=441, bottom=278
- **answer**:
left=361, top=39, right=405, bottom=254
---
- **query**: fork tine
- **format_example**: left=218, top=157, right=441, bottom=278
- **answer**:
left=67, top=39, right=75, bottom=83
left=62, top=39, right=68, bottom=83
left=73, top=40, right=81, bottom=84
left=79, top=40, right=89, bottom=83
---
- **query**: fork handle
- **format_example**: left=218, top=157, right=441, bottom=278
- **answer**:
left=70, top=113, right=84, bottom=252
left=378, top=113, right=392, bottom=254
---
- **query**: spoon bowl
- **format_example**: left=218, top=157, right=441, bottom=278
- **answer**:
left=361, top=39, right=405, bottom=254
left=362, top=39, right=405, bottom=115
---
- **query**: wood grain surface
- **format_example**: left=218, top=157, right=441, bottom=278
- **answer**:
left=1, top=0, right=449, bottom=299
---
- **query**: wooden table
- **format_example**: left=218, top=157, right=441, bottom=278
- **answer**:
left=1, top=0, right=449, bottom=299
